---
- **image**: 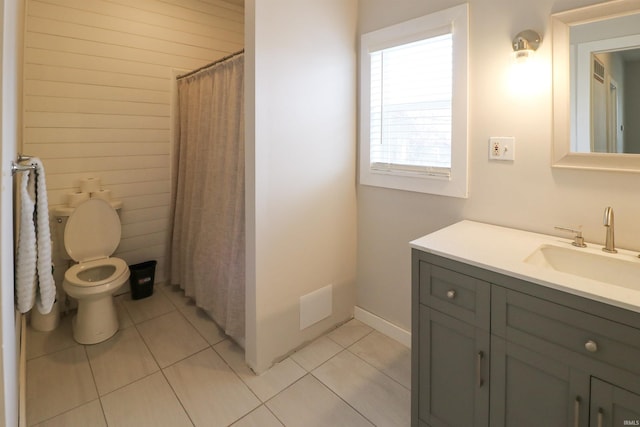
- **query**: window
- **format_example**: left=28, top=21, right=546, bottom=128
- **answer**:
left=360, top=4, right=469, bottom=197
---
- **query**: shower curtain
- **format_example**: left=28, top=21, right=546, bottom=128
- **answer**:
left=170, top=52, right=245, bottom=340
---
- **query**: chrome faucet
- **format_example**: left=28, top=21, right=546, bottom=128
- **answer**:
left=602, top=206, right=617, bottom=253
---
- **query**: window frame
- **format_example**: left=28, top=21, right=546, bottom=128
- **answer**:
left=359, top=4, right=469, bottom=198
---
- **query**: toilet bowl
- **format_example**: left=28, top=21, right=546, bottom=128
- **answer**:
left=62, top=198, right=130, bottom=344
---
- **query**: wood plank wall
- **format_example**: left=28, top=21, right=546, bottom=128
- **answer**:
left=22, top=0, right=244, bottom=283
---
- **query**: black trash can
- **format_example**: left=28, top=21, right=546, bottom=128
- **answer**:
left=129, top=260, right=156, bottom=300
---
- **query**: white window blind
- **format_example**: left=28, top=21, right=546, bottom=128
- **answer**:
left=369, top=33, right=453, bottom=177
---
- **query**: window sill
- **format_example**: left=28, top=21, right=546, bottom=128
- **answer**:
left=360, top=167, right=468, bottom=198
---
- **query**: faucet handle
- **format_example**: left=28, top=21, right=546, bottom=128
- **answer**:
left=554, top=226, right=587, bottom=248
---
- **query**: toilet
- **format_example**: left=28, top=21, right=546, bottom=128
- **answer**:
left=61, top=198, right=130, bottom=344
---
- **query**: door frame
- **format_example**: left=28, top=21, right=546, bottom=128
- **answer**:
left=1, top=0, right=22, bottom=425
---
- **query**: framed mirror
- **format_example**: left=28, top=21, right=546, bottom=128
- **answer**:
left=552, top=0, right=640, bottom=172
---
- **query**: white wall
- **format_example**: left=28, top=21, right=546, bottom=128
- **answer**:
left=246, top=0, right=357, bottom=373
left=22, top=0, right=243, bottom=282
left=357, top=0, right=640, bottom=333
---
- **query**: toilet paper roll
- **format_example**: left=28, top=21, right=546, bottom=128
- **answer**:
left=67, top=192, right=90, bottom=208
left=90, top=189, right=112, bottom=202
left=31, top=300, right=60, bottom=332
left=80, top=177, right=101, bottom=194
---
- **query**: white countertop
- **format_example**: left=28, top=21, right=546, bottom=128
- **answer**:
left=410, top=220, right=640, bottom=314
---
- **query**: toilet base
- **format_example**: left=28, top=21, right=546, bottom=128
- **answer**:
left=72, top=295, right=119, bottom=344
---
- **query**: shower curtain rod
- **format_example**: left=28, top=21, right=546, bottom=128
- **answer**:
left=177, top=49, right=244, bottom=81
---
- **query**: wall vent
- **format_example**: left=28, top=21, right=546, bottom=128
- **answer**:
left=299, top=284, right=333, bottom=330
left=593, top=58, right=605, bottom=83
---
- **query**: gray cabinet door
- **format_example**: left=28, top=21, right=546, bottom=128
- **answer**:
left=490, top=336, right=590, bottom=427
left=418, top=306, right=489, bottom=427
left=591, top=378, right=640, bottom=427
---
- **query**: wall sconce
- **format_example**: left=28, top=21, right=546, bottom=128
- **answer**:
left=512, top=30, right=542, bottom=62
left=508, top=29, right=546, bottom=96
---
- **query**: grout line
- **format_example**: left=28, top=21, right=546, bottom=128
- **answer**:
left=99, top=400, right=109, bottom=427
left=24, top=316, right=81, bottom=361
left=159, top=283, right=228, bottom=346
left=210, top=340, right=264, bottom=404
left=134, top=309, right=207, bottom=370
left=121, top=291, right=177, bottom=326
left=310, top=340, right=411, bottom=425
left=286, top=354, right=306, bottom=373
left=30, top=398, right=103, bottom=426
left=307, top=360, right=379, bottom=427
left=113, top=292, right=196, bottom=426
left=346, top=348, right=411, bottom=392
left=83, top=344, right=101, bottom=399
left=158, top=362, right=197, bottom=426
left=260, top=373, right=312, bottom=424
left=263, top=403, right=286, bottom=427
left=345, top=342, right=411, bottom=392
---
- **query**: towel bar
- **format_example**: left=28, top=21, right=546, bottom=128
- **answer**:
left=11, top=154, right=36, bottom=176
left=11, top=162, right=36, bottom=175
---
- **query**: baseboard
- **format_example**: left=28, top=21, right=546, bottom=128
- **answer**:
left=19, top=313, right=26, bottom=427
left=354, top=306, right=411, bottom=348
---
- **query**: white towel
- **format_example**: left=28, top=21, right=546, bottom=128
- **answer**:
left=33, top=158, right=55, bottom=314
left=15, top=170, right=37, bottom=313
left=15, top=158, right=56, bottom=314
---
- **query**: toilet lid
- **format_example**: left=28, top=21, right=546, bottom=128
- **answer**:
left=64, top=198, right=121, bottom=262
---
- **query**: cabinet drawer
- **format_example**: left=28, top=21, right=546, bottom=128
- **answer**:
left=419, top=262, right=490, bottom=329
left=493, top=287, right=640, bottom=376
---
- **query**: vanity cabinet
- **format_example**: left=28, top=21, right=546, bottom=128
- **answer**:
left=590, top=378, right=640, bottom=426
left=415, top=262, right=490, bottom=426
left=412, top=249, right=640, bottom=427
left=489, top=337, right=589, bottom=426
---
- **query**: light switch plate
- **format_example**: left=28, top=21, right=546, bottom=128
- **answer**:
left=489, top=137, right=515, bottom=161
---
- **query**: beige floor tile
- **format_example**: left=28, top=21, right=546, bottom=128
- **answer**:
left=137, top=311, right=208, bottom=368
left=164, top=348, right=260, bottom=426
left=327, top=319, right=373, bottom=348
left=231, top=405, right=283, bottom=427
left=27, top=346, right=98, bottom=425
left=122, top=291, right=175, bottom=324
left=27, top=314, right=79, bottom=360
left=159, top=283, right=191, bottom=308
left=114, top=294, right=134, bottom=329
left=155, top=285, right=227, bottom=344
left=33, top=399, right=106, bottom=427
left=182, top=306, right=227, bottom=345
left=290, top=336, right=342, bottom=371
left=267, top=375, right=373, bottom=427
left=214, top=340, right=306, bottom=402
left=101, top=372, right=192, bottom=427
left=86, top=327, right=159, bottom=395
left=348, top=330, right=411, bottom=389
left=313, top=350, right=410, bottom=427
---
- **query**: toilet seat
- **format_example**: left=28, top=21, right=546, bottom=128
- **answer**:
left=64, top=198, right=121, bottom=263
left=64, top=257, right=129, bottom=288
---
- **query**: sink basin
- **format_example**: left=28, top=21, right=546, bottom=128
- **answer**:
left=524, top=244, right=640, bottom=291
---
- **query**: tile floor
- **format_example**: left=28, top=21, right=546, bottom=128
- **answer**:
left=26, top=283, right=411, bottom=427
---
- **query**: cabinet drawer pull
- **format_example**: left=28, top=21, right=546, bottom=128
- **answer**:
left=476, top=351, right=484, bottom=388
left=446, top=290, right=457, bottom=299
left=597, top=408, right=604, bottom=427
left=584, top=340, right=598, bottom=353
left=573, top=396, right=580, bottom=427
